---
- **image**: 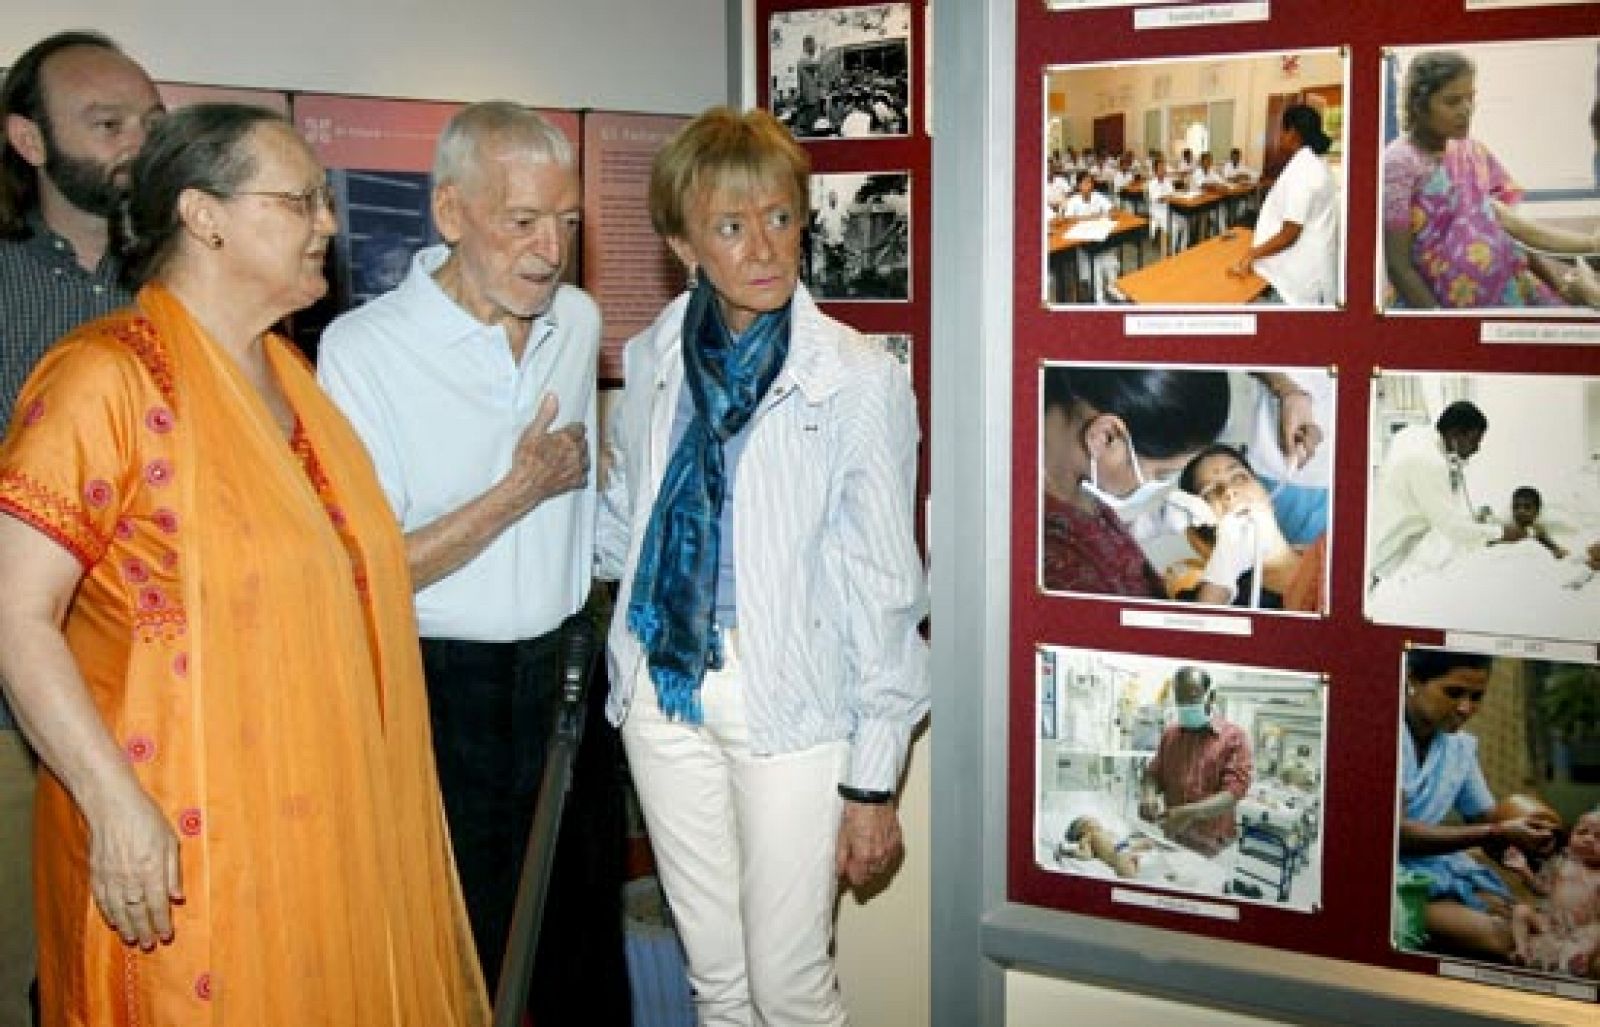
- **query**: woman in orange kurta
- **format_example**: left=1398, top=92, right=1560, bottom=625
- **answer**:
left=0, top=104, right=487, bottom=1025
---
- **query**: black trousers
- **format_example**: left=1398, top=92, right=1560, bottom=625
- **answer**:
left=421, top=628, right=631, bottom=1025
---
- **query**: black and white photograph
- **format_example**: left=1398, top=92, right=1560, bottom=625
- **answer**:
left=770, top=3, right=912, bottom=140
left=808, top=171, right=912, bottom=301
left=1036, top=646, right=1327, bottom=912
left=1042, top=49, right=1347, bottom=308
left=863, top=332, right=913, bottom=373
left=1377, top=38, right=1600, bottom=315
left=1364, top=371, right=1600, bottom=642
left=1391, top=646, right=1600, bottom=990
left=1039, top=363, right=1335, bottom=616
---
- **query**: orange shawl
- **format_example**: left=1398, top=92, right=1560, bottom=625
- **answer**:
left=0, top=284, right=487, bottom=1025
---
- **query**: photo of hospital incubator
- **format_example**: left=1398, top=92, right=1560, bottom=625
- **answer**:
left=1035, top=647, right=1327, bottom=912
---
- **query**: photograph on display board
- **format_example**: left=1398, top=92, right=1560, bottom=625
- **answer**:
left=1391, top=646, right=1600, bottom=994
left=1042, top=0, right=1194, bottom=8
left=1464, top=0, right=1598, bottom=11
left=864, top=332, right=913, bottom=373
left=769, top=3, right=912, bottom=140
left=1041, top=49, right=1347, bottom=308
left=1364, top=371, right=1600, bottom=643
left=807, top=171, right=911, bottom=301
left=1377, top=38, right=1600, bottom=315
left=1038, top=363, right=1334, bottom=616
left=1035, top=646, right=1327, bottom=912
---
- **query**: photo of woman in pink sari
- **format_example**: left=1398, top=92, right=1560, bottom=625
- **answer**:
left=1382, top=50, right=1586, bottom=311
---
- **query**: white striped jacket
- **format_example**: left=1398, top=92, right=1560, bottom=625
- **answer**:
left=597, top=284, right=928, bottom=792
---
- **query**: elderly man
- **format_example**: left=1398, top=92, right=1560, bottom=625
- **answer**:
left=0, top=31, right=161, bottom=1025
left=318, top=102, right=626, bottom=1019
left=1139, top=666, right=1253, bottom=856
left=1369, top=400, right=1524, bottom=582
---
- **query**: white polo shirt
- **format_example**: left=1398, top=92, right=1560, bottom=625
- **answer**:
left=318, top=244, right=600, bottom=641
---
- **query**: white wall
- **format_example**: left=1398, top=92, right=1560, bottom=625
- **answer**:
left=837, top=730, right=931, bottom=1026
left=1007, top=972, right=1289, bottom=1026
left=0, top=0, right=728, bottom=113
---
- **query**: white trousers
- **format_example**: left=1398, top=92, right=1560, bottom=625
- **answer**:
left=622, top=648, right=849, bottom=1027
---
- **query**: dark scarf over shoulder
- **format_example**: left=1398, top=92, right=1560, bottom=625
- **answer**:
left=626, top=277, right=792, bottom=721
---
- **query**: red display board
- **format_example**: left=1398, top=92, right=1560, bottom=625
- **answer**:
left=757, top=1, right=933, bottom=523
left=1010, top=0, right=1600, bottom=1004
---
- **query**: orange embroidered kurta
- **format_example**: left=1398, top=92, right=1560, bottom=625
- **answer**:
left=0, top=285, right=488, bottom=1026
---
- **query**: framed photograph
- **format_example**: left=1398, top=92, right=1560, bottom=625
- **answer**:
left=1364, top=371, right=1600, bottom=642
left=1036, top=646, right=1327, bottom=913
left=807, top=171, right=912, bottom=302
left=1391, top=646, right=1600, bottom=996
left=1041, top=48, right=1349, bottom=309
left=1038, top=362, right=1335, bottom=616
left=1043, top=0, right=1191, bottom=9
left=769, top=3, right=912, bottom=140
left=1376, top=38, right=1600, bottom=316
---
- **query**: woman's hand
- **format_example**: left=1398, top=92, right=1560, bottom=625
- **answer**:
left=84, top=784, right=183, bottom=949
left=836, top=800, right=903, bottom=888
left=1496, top=814, right=1557, bottom=856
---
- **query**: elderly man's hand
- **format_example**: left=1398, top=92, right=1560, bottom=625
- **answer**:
left=837, top=800, right=903, bottom=888
left=505, top=392, right=589, bottom=513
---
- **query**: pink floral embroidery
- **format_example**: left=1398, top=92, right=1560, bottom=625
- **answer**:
left=137, top=587, right=167, bottom=611
left=173, top=652, right=189, bottom=677
left=152, top=508, right=179, bottom=534
left=160, top=550, right=180, bottom=571
left=178, top=808, right=203, bottom=837
left=144, top=406, right=175, bottom=434
left=22, top=399, right=45, bottom=425
left=114, top=517, right=135, bottom=541
left=125, top=734, right=156, bottom=763
left=194, top=972, right=212, bottom=1001
left=84, top=479, right=114, bottom=508
left=144, top=459, right=173, bottom=488
left=121, top=557, right=151, bottom=584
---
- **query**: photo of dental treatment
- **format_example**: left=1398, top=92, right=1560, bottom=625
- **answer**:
left=1365, top=371, right=1600, bottom=643
left=1035, top=646, right=1327, bottom=912
left=1038, top=362, right=1334, bottom=615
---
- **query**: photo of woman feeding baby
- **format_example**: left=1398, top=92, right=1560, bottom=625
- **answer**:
left=1038, top=363, right=1334, bottom=616
left=1393, top=647, right=1600, bottom=986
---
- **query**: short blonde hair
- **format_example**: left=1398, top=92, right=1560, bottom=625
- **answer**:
left=649, top=106, right=808, bottom=240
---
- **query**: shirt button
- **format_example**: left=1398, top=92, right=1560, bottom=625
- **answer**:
left=93, top=285, right=105, bottom=294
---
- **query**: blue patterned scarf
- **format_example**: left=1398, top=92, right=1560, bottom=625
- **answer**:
left=626, top=278, right=792, bottom=721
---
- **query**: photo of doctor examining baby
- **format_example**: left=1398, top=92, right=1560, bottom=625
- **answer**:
left=1378, top=38, right=1599, bottom=314
left=1042, top=49, right=1345, bottom=307
left=1365, top=370, right=1600, bottom=642
left=1036, top=646, right=1327, bottom=911
left=1039, top=362, right=1334, bottom=615
left=1393, top=647, right=1600, bottom=987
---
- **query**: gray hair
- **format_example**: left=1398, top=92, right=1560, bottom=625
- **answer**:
left=1401, top=51, right=1474, bottom=135
left=432, top=101, right=575, bottom=188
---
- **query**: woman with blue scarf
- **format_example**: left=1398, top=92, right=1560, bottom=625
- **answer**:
left=1398, top=649, right=1558, bottom=960
left=595, top=107, right=928, bottom=1025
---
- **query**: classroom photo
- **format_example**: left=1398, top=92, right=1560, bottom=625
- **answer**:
left=1041, top=48, right=1347, bottom=308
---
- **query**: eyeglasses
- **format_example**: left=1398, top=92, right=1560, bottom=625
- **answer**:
left=234, top=184, right=337, bottom=218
